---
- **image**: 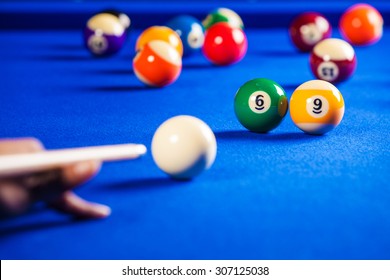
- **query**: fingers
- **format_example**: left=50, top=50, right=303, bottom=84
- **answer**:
left=49, top=191, right=111, bottom=219
left=0, top=138, right=43, bottom=155
left=41, top=161, right=108, bottom=219
left=0, top=138, right=107, bottom=219
left=0, top=138, right=44, bottom=217
left=26, top=160, right=101, bottom=202
left=61, top=160, right=102, bottom=188
left=26, top=169, right=64, bottom=201
left=1, top=161, right=105, bottom=218
left=0, top=181, right=30, bottom=216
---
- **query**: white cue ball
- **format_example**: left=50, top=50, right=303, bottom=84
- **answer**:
left=151, top=115, right=217, bottom=179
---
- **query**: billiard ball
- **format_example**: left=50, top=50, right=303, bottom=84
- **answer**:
left=290, top=80, right=344, bottom=135
left=100, top=9, right=131, bottom=30
left=289, top=12, right=332, bottom=52
left=152, top=115, right=217, bottom=179
left=310, top=38, right=357, bottom=83
left=166, top=15, right=204, bottom=57
left=135, top=26, right=183, bottom=56
left=202, top=7, right=244, bottom=30
left=234, top=78, right=288, bottom=133
left=202, top=22, right=247, bottom=66
left=133, top=40, right=182, bottom=87
left=84, top=13, right=126, bottom=56
left=339, top=3, right=383, bottom=46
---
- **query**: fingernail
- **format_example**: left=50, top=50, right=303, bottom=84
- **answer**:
left=95, top=205, right=111, bottom=218
left=65, top=162, right=94, bottom=186
left=72, top=162, right=92, bottom=176
left=72, top=161, right=101, bottom=178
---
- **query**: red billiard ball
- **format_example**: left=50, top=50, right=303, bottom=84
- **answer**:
left=133, top=40, right=182, bottom=87
left=289, top=12, right=332, bottom=52
left=339, top=3, right=383, bottom=46
left=310, top=38, right=357, bottom=83
left=202, top=22, right=247, bottom=66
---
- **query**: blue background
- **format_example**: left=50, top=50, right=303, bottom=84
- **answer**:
left=1, top=1, right=390, bottom=29
left=0, top=1, right=389, bottom=259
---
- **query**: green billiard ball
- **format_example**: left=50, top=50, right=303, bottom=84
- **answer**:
left=202, top=8, right=244, bottom=30
left=234, top=78, right=288, bottom=133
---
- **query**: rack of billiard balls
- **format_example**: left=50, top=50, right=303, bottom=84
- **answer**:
left=83, top=8, right=247, bottom=87
left=235, top=3, right=383, bottom=136
left=44, top=4, right=382, bottom=180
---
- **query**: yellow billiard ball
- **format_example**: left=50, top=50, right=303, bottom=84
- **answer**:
left=290, top=80, right=345, bottom=135
left=135, top=26, right=183, bottom=56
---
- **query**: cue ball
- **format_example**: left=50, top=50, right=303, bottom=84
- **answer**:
left=202, top=22, right=247, bottom=66
left=152, top=115, right=217, bottom=180
left=234, top=78, right=288, bottom=133
left=84, top=13, right=126, bottom=56
left=290, top=80, right=345, bottom=135
left=339, top=3, right=383, bottom=46
left=289, top=12, right=332, bottom=52
left=310, top=38, right=357, bottom=83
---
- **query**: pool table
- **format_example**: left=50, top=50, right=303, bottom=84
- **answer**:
left=0, top=1, right=389, bottom=260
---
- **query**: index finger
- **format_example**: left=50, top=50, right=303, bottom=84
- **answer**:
left=0, top=138, right=44, bottom=155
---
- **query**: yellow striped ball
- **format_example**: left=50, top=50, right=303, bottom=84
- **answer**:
left=290, top=80, right=345, bottom=135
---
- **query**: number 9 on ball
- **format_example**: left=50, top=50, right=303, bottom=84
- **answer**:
left=290, top=80, right=344, bottom=135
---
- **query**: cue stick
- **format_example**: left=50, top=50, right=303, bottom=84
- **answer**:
left=0, top=143, right=147, bottom=178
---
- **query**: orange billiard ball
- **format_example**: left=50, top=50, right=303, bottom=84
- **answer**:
left=290, top=80, right=345, bottom=135
left=339, top=3, right=383, bottom=46
left=133, top=40, right=182, bottom=87
left=135, top=26, right=184, bottom=56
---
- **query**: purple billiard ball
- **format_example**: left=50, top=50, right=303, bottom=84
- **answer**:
left=310, top=38, right=357, bottom=83
left=289, top=12, right=332, bottom=52
left=100, top=9, right=131, bottom=30
left=84, top=13, right=126, bottom=56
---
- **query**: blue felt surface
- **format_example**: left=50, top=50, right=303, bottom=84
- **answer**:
left=0, top=23, right=389, bottom=259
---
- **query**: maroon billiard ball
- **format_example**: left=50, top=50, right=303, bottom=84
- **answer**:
left=289, top=12, right=332, bottom=52
left=310, top=38, right=357, bottom=83
left=202, top=22, right=247, bottom=66
left=84, top=13, right=126, bottom=56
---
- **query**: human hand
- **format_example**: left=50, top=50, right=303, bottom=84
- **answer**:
left=0, top=138, right=111, bottom=219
